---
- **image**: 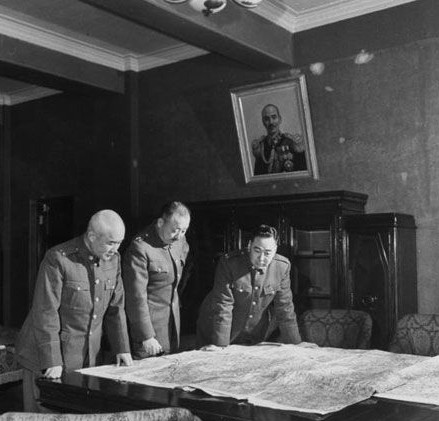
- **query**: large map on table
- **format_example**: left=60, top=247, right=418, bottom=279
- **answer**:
left=78, top=344, right=427, bottom=415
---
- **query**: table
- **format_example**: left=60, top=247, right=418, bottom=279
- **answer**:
left=37, top=372, right=439, bottom=421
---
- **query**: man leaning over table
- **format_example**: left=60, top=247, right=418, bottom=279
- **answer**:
left=15, top=209, right=133, bottom=412
left=197, top=224, right=308, bottom=348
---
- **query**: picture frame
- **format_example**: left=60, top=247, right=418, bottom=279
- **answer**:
left=230, top=75, right=319, bottom=184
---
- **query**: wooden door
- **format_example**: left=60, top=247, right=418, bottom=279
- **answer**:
left=28, top=196, right=74, bottom=305
left=343, top=213, right=417, bottom=349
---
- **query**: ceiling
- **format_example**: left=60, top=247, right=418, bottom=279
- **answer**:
left=0, top=0, right=418, bottom=105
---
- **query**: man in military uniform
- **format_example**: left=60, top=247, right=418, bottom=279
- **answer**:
left=16, top=210, right=133, bottom=412
left=196, top=225, right=302, bottom=347
left=252, top=104, right=307, bottom=175
left=123, top=201, right=190, bottom=358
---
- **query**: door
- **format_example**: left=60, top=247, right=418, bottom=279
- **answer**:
left=346, top=229, right=389, bottom=348
left=29, top=196, right=74, bottom=305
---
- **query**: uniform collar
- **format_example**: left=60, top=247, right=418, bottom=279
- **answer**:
left=243, top=251, right=265, bottom=274
left=79, top=235, right=101, bottom=265
left=267, top=132, right=282, bottom=147
left=144, top=221, right=170, bottom=249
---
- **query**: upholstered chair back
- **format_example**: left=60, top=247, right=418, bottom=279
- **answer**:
left=299, top=309, right=373, bottom=349
left=388, top=314, right=439, bottom=356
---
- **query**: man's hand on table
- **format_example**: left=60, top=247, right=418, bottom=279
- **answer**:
left=43, top=365, right=63, bottom=378
left=142, top=337, right=163, bottom=356
left=200, top=344, right=226, bottom=352
left=297, top=342, right=319, bottom=348
left=116, top=353, right=133, bottom=366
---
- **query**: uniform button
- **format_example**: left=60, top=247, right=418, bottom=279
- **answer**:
left=239, top=289, right=243, bottom=292
left=95, top=297, right=100, bottom=302
left=92, top=314, right=97, bottom=320
left=252, top=301, right=256, bottom=305
left=89, top=256, right=94, bottom=261
left=89, top=332, right=92, bottom=336
left=95, top=279, right=100, bottom=285
left=249, top=315, right=253, bottom=319
left=158, top=268, right=161, bottom=273
left=77, top=287, right=81, bottom=291
left=255, top=286, right=259, bottom=290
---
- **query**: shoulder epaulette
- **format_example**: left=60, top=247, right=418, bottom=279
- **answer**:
left=56, top=243, right=79, bottom=257
left=134, top=232, right=149, bottom=242
left=223, top=249, right=246, bottom=260
left=273, top=253, right=290, bottom=265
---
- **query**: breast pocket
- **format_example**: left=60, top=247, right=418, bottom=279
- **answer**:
left=261, top=284, right=279, bottom=305
left=231, top=280, right=252, bottom=302
left=62, top=281, right=91, bottom=311
left=149, top=260, right=169, bottom=275
left=103, top=278, right=116, bottom=306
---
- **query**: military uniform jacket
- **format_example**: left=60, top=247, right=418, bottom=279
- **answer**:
left=252, top=132, right=307, bottom=175
left=122, top=222, right=189, bottom=354
left=196, top=250, right=302, bottom=347
left=15, top=236, right=130, bottom=373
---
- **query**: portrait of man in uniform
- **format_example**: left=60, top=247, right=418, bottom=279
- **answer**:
left=230, top=75, right=319, bottom=183
left=252, top=103, right=307, bottom=175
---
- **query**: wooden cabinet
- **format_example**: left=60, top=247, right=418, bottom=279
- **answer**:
left=342, top=213, right=417, bottom=349
left=181, top=191, right=367, bottom=334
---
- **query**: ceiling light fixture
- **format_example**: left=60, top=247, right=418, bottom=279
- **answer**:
left=164, top=0, right=263, bottom=17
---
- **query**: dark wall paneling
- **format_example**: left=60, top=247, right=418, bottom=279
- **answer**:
left=0, top=106, right=12, bottom=325
left=9, top=91, right=130, bottom=326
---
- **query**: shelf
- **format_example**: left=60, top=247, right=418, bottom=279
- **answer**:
left=294, top=253, right=330, bottom=259
left=300, top=293, right=330, bottom=299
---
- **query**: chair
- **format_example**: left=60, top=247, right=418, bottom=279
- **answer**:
left=298, top=309, right=373, bottom=349
left=0, top=408, right=202, bottom=421
left=388, top=314, right=439, bottom=356
left=0, top=325, right=23, bottom=386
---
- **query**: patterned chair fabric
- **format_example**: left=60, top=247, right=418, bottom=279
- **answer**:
left=298, top=309, right=373, bottom=349
left=388, top=314, right=439, bottom=356
left=0, top=325, right=22, bottom=385
left=0, top=408, right=202, bottom=421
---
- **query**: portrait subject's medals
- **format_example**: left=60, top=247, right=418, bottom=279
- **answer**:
left=262, top=134, right=281, bottom=173
left=277, top=145, right=294, bottom=172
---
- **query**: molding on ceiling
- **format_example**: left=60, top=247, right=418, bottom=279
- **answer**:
left=0, top=7, right=207, bottom=73
left=0, top=0, right=419, bottom=76
left=0, top=10, right=127, bottom=71
left=135, top=45, right=208, bottom=72
left=0, top=86, right=61, bottom=106
left=253, top=0, right=418, bottom=33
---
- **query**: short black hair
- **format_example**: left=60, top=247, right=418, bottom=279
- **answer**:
left=250, top=224, right=278, bottom=243
left=160, top=201, right=191, bottom=221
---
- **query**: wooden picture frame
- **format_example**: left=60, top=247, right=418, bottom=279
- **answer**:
left=230, top=75, right=319, bottom=184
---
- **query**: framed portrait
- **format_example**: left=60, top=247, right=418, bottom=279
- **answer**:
left=230, top=75, right=318, bottom=184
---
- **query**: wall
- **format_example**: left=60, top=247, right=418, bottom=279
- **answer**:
left=137, top=40, right=439, bottom=314
left=7, top=91, right=131, bottom=325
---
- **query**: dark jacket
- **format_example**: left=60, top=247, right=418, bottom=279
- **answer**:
left=252, top=132, right=307, bottom=175
left=196, top=249, right=302, bottom=347
left=16, top=236, right=130, bottom=372
left=122, top=223, right=189, bottom=355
